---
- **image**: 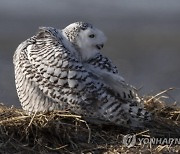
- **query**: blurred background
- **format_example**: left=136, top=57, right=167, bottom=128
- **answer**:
left=0, top=0, right=180, bottom=107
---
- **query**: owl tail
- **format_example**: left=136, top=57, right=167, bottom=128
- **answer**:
left=97, top=98, right=151, bottom=128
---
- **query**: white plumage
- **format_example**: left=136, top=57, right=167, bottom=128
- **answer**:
left=13, top=22, right=151, bottom=127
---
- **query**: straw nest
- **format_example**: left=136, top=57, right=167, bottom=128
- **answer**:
left=0, top=88, right=179, bottom=153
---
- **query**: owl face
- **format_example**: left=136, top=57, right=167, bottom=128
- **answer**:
left=76, top=26, right=107, bottom=60
left=63, top=22, right=107, bottom=61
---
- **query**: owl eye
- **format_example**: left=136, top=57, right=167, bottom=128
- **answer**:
left=89, top=34, right=95, bottom=38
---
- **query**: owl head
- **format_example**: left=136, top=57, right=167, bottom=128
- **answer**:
left=62, top=22, right=107, bottom=61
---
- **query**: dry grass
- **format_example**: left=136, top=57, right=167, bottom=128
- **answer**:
left=0, top=90, right=180, bottom=153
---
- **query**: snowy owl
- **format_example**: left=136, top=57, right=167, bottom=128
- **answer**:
left=13, top=22, right=151, bottom=127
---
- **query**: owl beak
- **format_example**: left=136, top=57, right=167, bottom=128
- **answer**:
left=96, top=44, right=104, bottom=50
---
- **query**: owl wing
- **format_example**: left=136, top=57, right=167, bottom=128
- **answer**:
left=85, top=53, right=141, bottom=104
left=87, top=53, right=119, bottom=74
left=14, top=27, right=102, bottom=114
